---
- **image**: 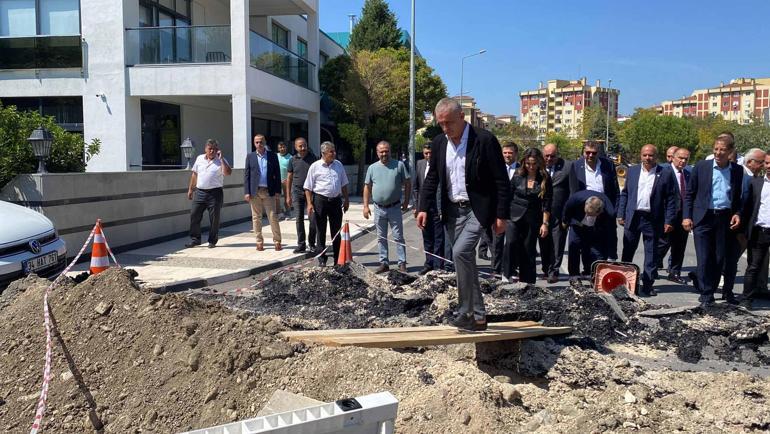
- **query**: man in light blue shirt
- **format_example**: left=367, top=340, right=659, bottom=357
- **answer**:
left=710, top=160, right=732, bottom=209
left=363, top=141, right=411, bottom=273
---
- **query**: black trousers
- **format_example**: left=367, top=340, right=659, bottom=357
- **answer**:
left=656, top=215, right=688, bottom=275
left=312, top=194, right=343, bottom=263
left=421, top=208, right=445, bottom=269
left=189, top=187, right=223, bottom=244
left=568, top=225, right=607, bottom=276
left=293, top=186, right=317, bottom=249
left=621, top=211, right=659, bottom=289
left=505, top=217, right=539, bottom=283
left=693, top=210, right=739, bottom=302
left=539, top=217, right=567, bottom=278
left=744, top=227, right=770, bottom=302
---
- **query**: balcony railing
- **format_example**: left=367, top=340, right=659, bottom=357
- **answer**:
left=0, top=35, right=82, bottom=70
left=125, top=25, right=231, bottom=66
left=250, top=30, right=315, bottom=91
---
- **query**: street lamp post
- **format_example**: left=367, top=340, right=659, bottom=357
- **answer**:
left=459, top=49, right=486, bottom=103
left=27, top=126, right=54, bottom=174
left=606, top=79, right=612, bottom=152
left=408, top=0, right=416, bottom=183
left=180, top=137, right=195, bottom=170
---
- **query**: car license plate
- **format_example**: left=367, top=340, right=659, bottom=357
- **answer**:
left=24, top=251, right=59, bottom=274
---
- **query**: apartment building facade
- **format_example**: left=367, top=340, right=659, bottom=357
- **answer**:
left=452, top=95, right=484, bottom=129
left=0, top=0, right=345, bottom=172
left=519, top=78, right=619, bottom=139
left=656, top=78, right=770, bottom=124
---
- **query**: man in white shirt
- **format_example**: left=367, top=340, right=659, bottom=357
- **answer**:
left=186, top=139, right=232, bottom=248
left=304, top=141, right=350, bottom=266
left=617, top=144, right=676, bottom=296
left=740, top=153, right=770, bottom=309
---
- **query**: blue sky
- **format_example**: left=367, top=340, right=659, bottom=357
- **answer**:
left=320, top=0, right=770, bottom=116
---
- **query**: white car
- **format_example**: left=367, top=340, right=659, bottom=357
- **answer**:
left=0, top=201, right=67, bottom=288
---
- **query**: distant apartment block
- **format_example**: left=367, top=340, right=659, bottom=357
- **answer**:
left=519, top=78, right=619, bottom=139
left=656, top=77, right=770, bottom=125
left=452, top=95, right=484, bottom=129
left=0, top=0, right=345, bottom=172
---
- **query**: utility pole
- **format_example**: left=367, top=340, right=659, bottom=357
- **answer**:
left=606, top=78, right=612, bottom=153
left=348, top=14, right=356, bottom=33
left=408, top=0, right=416, bottom=183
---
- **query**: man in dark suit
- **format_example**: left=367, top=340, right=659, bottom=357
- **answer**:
left=739, top=153, right=770, bottom=310
left=540, top=143, right=571, bottom=283
left=569, top=140, right=620, bottom=259
left=683, top=134, right=743, bottom=309
left=413, top=144, right=444, bottom=274
left=657, top=147, right=691, bottom=284
left=479, top=142, right=518, bottom=263
left=562, top=190, right=616, bottom=279
left=244, top=134, right=283, bottom=251
left=495, top=142, right=519, bottom=279
left=416, top=97, right=510, bottom=331
left=617, top=144, right=677, bottom=296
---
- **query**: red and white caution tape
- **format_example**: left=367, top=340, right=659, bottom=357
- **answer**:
left=30, top=221, right=100, bottom=434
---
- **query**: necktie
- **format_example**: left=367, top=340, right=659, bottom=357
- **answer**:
left=678, top=170, right=686, bottom=201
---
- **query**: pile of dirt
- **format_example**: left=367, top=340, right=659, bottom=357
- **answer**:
left=2, top=268, right=770, bottom=433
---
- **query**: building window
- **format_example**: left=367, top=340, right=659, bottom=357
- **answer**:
left=271, top=22, right=288, bottom=48
left=319, top=51, right=328, bottom=67
left=1, top=0, right=80, bottom=36
left=0, top=96, right=83, bottom=132
left=712, top=102, right=717, bottom=107
left=297, top=37, right=307, bottom=59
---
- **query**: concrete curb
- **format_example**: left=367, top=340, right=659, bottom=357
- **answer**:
left=151, top=222, right=376, bottom=294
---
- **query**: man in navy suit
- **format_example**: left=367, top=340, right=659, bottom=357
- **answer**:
left=657, top=147, right=691, bottom=283
left=562, top=190, right=616, bottom=279
left=617, top=145, right=677, bottom=296
left=569, top=141, right=620, bottom=259
left=541, top=143, right=572, bottom=283
left=683, top=134, right=744, bottom=309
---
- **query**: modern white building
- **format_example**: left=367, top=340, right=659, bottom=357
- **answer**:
left=0, top=0, right=345, bottom=171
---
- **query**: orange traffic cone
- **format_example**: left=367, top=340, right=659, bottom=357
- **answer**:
left=90, top=220, right=110, bottom=274
left=337, top=222, right=353, bottom=265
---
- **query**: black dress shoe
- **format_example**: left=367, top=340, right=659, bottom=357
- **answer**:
left=667, top=273, right=686, bottom=284
left=450, top=314, right=487, bottom=331
left=207, top=243, right=216, bottom=249
left=698, top=300, right=715, bottom=311
left=293, top=245, right=306, bottom=254
left=739, top=299, right=754, bottom=310
left=547, top=275, right=559, bottom=284
left=375, top=263, right=390, bottom=274
left=184, top=241, right=201, bottom=248
left=418, top=266, right=433, bottom=275
left=722, top=294, right=739, bottom=305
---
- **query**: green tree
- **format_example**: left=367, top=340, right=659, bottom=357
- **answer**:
left=733, top=117, right=770, bottom=154
left=618, top=109, right=698, bottom=159
left=0, top=103, right=100, bottom=187
left=491, top=122, right=539, bottom=148
left=544, top=132, right=583, bottom=160
left=580, top=105, right=619, bottom=146
left=349, top=0, right=403, bottom=52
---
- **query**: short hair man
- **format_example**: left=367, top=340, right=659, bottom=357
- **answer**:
left=683, top=134, right=744, bottom=309
left=658, top=147, right=691, bottom=284
left=286, top=137, right=317, bottom=254
left=186, top=139, right=232, bottom=248
left=245, top=134, right=283, bottom=251
left=479, top=142, right=518, bottom=265
left=304, top=141, right=350, bottom=266
left=363, top=141, right=411, bottom=273
left=416, top=97, right=510, bottom=331
left=664, top=146, right=679, bottom=166
left=617, top=144, right=677, bottom=296
left=540, top=143, right=572, bottom=283
left=739, top=153, right=770, bottom=309
left=276, top=141, right=293, bottom=219
left=562, top=191, right=616, bottom=279
left=413, top=143, right=446, bottom=274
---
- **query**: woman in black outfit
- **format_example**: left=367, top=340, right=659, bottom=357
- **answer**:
left=503, top=147, right=553, bottom=284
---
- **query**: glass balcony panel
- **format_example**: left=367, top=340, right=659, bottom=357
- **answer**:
left=126, top=25, right=230, bottom=65
left=0, top=35, right=81, bottom=69
left=250, top=30, right=315, bottom=91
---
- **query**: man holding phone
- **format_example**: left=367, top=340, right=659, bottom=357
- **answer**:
left=186, top=139, right=232, bottom=248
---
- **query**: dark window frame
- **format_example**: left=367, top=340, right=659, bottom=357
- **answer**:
left=0, top=0, right=82, bottom=37
left=271, top=21, right=289, bottom=48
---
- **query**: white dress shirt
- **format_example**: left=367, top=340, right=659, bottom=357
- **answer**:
left=445, top=123, right=470, bottom=202
left=581, top=215, right=597, bottom=227
left=303, top=159, right=349, bottom=198
left=756, top=177, right=770, bottom=228
left=584, top=159, right=604, bottom=193
left=506, top=163, right=517, bottom=180
left=192, top=154, right=226, bottom=189
left=635, top=165, right=657, bottom=211
left=674, top=168, right=686, bottom=195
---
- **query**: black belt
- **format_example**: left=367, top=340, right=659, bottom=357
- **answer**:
left=453, top=200, right=471, bottom=208
left=757, top=226, right=770, bottom=233
left=375, top=200, right=400, bottom=209
left=313, top=193, right=341, bottom=201
left=710, top=209, right=731, bottom=216
left=197, top=187, right=222, bottom=192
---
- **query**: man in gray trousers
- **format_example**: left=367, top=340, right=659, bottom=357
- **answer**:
left=416, top=98, right=510, bottom=331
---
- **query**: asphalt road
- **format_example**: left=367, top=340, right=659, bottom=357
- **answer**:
left=208, top=211, right=770, bottom=314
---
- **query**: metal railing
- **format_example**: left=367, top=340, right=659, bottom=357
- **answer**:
left=249, top=30, right=315, bottom=91
left=0, top=35, right=82, bottom=70
left=125, top=25, right=231, bottom=66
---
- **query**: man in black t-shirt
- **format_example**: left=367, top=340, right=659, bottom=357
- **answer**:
left=286, top=137, right=318, bottom=253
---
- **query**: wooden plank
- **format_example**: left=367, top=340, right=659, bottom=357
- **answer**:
left=281, top=322, right=572, bottom=349
left=322, top=326, right=572, bottom=348
left=280, top=321, right=541, bottom=339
